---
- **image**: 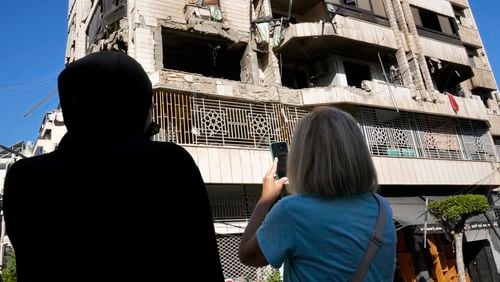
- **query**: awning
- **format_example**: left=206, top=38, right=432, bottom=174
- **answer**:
left=386, top=197, right=436, bottom=226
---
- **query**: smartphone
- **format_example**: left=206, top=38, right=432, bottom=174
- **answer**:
left=270, top=141, right=288, bottom=179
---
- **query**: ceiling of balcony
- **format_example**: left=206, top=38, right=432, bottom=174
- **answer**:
left=277, top=35, right=395, bottom=63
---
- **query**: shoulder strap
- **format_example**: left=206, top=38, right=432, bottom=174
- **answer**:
left=351, top=193, right=386, bottom=282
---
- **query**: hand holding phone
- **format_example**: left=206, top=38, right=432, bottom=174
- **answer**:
left=270, top=141, right=288, bottom=179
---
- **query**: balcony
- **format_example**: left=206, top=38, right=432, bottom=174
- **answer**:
left=470, top=68, right=497, bottom=90
left=458, top=25, right=481, bottom=48
left=278, top=14, right=397, bottom=54
left=301, top=81, right=489, bottom=121
left=448, top=0, right=469, bottom=9
left=488, top=114, right=500, bottom=136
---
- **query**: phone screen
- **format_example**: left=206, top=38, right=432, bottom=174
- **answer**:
left=270, top=142, right=288, bottom=179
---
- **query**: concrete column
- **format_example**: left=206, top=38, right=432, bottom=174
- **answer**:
left=400, top=0, right=437, bottom=101
left=391, top=0, right=426, bottom=101
left=383, top=0, right=415, bottom=92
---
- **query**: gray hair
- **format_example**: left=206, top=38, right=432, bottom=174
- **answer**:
left=286, top=106, right=377, bottom=198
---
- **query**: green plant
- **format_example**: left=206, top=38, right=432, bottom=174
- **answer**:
left=2, top=249, right=17, bottom=282
left=264, top=268, right=281, bottom=282
left=428, top=194, right=489, bottom=229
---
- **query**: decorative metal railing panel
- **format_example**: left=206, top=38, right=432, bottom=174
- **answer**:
left=359, top=107, right=496, bottom=162
left=207, top=185, right=261, bottom=220
left=457, top=119, right=496, bottom=161
left=413, top=114, right=463, bottom=160
left=216, top=234, right=276, bottom=281
left=359, top=107, right=419, bottom=157
left=152, top=90, right=309, bottom=148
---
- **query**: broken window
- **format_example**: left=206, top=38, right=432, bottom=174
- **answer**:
left=280, top=56, right=331, bottom=89
left=418, top=9, right=441, bottom=32
left=162, top=29, right=246, bottom=81
left=344, top=61, right=371, bottom=88
left=281, top=63, right=311, bottom=89
left=412, top=6, right=456, bottom=36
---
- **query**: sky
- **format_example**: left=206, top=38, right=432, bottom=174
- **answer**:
left=0, top=2, right=68, bottom=147
left=0, top=1, right=499, bottom=148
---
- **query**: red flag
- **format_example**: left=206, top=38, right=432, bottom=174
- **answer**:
left=447, top=93, right=459, bottom=113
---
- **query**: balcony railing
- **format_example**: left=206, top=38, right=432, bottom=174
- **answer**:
left=152, top=90, right=309, bottom=148
left=359, top=107, right=496, bottom=162
left=152, top=91, right=496, bottom=162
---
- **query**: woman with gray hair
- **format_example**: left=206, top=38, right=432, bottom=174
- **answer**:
left=239, top=106, right=396, bottom=281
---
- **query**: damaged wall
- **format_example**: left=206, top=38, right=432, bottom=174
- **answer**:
left=133, top=0, right=250, bottom=37
left=66, top=0, right=93, bottom=62
left=154, top=69, right=301, bottom=105
left=419, top=37, right=468, bottom=66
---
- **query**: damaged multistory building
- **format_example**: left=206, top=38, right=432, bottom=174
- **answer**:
left=63, top=0, right=500, bottom=280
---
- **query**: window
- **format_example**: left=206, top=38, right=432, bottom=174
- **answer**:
left=412, top=6, right=456, bottom=36
left=102, top=0, right=126, bottom=15
left=162, top=29, right=246, bottom=81
left=34, top=147, right=44, bottom=156
left=419, top=9, right=441, bottom=32
left=344, top=61, right=371, bottom=87
left=453, top=5, right=465, bottom=25
left=342, top=0, right=387, bottom=18
left=466, top=47, right=477, bottom=68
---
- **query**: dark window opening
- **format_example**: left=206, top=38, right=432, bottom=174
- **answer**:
left=41, top=129, right=52, bottom=140
left=281, top=64, right=310, bottom=89
left=429, top=60, right=472, bottom=94
left=472, top=89, right=491, bottom=108
left=344, top=61, right=371, bottom=87
left=466, top=47, right=477, bottom=68
left=281, top=56, right=331, bottom=89
left=412, top=6, right=458, bottom=37
left=162, top=29, right=246, bottom=81
left=419, top=9, right=441, bottom=32
left=34, top=147, right=44, bottom=156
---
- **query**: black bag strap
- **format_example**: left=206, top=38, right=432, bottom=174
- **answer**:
left=351, top=193, right=386, bottom=282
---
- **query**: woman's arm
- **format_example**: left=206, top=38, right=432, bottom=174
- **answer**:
left=238, top=158, right=287, bottom=267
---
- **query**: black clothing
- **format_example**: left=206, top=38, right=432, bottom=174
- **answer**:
left=4, top=51, right=224, bottom=282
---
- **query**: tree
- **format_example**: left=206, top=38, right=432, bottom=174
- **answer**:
left=427, top=194, right=490, bottom=282
left=2, top=249, right=17, bottom=282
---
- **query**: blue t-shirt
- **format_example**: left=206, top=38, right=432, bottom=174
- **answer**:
left=256, top=193, right=396, bottom=282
